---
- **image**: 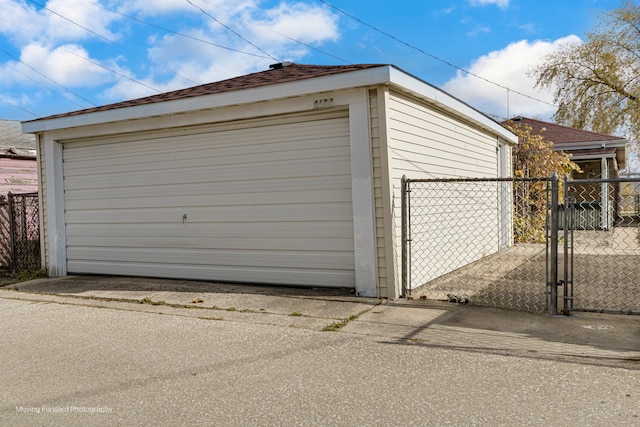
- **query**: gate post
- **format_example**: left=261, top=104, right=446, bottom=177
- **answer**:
left=401, top=175, right=409, bottom=299
left=549, top=173, right=559, bottom=315
left=562, top=174, right=570, bottom=313
left=7, top=192, right=16, bottom=274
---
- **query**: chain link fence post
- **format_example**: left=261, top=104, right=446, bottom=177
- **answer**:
left=401, top=175, right=410, bottom=299
left=562, top=174, right=572, bottom=313
left=548, top=173, right=559, bottom=315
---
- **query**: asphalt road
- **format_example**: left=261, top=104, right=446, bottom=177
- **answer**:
left=1, top=293, right=639, bottom=426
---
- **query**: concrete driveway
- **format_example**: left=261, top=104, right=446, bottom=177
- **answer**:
left=1, top=275, right=639, bottom=426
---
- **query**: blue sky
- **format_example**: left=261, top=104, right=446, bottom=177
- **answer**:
left=0, top=0, right=624, bottom=123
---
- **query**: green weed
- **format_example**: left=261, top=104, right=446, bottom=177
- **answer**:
left=322, top=314, right=360, bottom=331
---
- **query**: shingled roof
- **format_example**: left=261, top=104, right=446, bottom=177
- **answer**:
left=25, top=63, right=386, bottom=123
left=0, top=119, right=36, bottom=150
left=503, top=116, right=625, bottom=145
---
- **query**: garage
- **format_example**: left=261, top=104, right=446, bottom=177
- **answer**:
left=25, top=63, right=517, bottom=299
left=62, top=110, right=355, bottom=288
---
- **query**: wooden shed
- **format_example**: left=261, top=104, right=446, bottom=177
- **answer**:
left=23, top=63, right=517, bottom=299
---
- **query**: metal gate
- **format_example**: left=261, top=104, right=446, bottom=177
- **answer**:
left=402, top=175, right=640, bottom=315
left=559, top=177, right=640, bottom=314
left=401, top=176, right=553, bottom=313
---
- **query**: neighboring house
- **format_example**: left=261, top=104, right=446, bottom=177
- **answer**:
left=504, top=116, right=639, bottom=227
left=504, top=116, right=629, bottom=179
left=23, top=63, right=517, bottom=299
left=0, top=119, right=38, bottom=269
left=0, top=119, right=37, bottom=195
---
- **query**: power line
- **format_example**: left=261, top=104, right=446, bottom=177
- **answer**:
left=1, top=0, right=290, bottom=118
left=264, top=28, right=351, bottom=65
left=25, top=0, right=200, bottom=88
left=316, top=0, right=556, bottom=110
left=27, top=0, right=284, bottom=95
left=0, top=54, right=89, bottom=110
left=2, top=100, right=41, bottom=119
left=184, top=0, right=279, bottom=62
left=0, top=47, right=97, bottom=107
left=2, top=0, right=554, bottom=121
left=61, top=47, right=163, bottom=95
left=197, top=0, right=352, bottom=64
left=1, top=10, right=163, bottom=99
left=94, top=3, right=274, bottom=61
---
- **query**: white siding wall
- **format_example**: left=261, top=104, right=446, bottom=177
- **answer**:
left=36, top=135, right=48, bottom=268
left=368, top=88, right=388, bottom=298
left=388, top=91, right=498, bottom=178
left=62, top=110, right=356, bottom=287
left=387, top=90, right=504, bottom=295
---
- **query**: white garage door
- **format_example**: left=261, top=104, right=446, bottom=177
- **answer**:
left=62, top=110, right=355, bottom=287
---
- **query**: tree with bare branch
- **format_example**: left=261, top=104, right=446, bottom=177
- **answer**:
left=533, top=1, right=640, bottom=138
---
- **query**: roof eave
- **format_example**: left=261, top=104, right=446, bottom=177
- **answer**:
left=386, top=67, right=517, bottom=144
left=554, top=139, right=628, bottom=151
left=569, top=152, right=616, bottom=160
left=22, top=64, right=517, bottom=144
left=22, top=66, right=394, bottom=134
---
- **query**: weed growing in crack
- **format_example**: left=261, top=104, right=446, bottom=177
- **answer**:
left=322, top=314, right=360, bottom=331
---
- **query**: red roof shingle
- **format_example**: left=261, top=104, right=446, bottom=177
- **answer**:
left=25, top=63, right=386, bottom=123
left=502, top=116, right=625, bottom=144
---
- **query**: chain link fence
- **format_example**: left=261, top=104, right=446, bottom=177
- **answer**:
left=402, top=177, right=551, bottom=313
left=0, top=192, right=41, bottom=273
left=562, top=178, right=640, bottom=314
left=402, top=176, right=640, bottom=315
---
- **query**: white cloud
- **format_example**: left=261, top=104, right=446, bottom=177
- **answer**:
left=467, top=24, right=490, bottom=37
left=434, top=6, right=457, bottom=16
left=0, top=0, right=41, bottom=44
left=143, top=30, right=268, bottom=87
left=140, top=1, right=340, bottom=88
left=100, top=76, right=160, bottom=102
left=101, top=49, right=266, bottom=102
left=442, top=35, right=581, bottom=121
left=102, top=1, right=341, bottom=102
left=19, top=43, right=113, bottom=87
left=122, top=0, right=202, bottom=15
left=519, top=23, right=536, bottom=34
left=470, top=0, right=510, bottom=8
left=45, top=0, right=119, bottom=41
left=1, top=0, right=343, bottom=114
left=123, top=0, right=252, bottom=16
left=251, top=2, right=340, bottom=44
left=0, top=0, right=119, bottom=45
left=0, top=92, right=31, bottom=108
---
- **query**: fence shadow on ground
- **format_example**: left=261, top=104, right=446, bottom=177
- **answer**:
left=403, top=177, right=640, bottom=315
left=410, top=243, right=548, bottom=313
